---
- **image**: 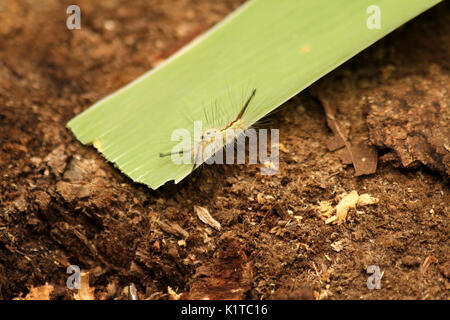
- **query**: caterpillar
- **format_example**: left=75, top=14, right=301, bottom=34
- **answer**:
left=159, top=88, right=256, bottom=170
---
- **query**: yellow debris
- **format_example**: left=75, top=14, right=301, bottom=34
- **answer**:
left=277, top=143, right=289, bottom=153
left=317, top=200, right=334, bottom=219
left=93, top=138, right=103, bottom=152
left=318, top=191, right=379, bottom=225
left=300, top=44, right=312, bottom=54
left=336, top=191, right=359, bottom=223
left=15, top=283, right=54, bottom=300
left=357, top=193, right=379, bottom=206
left=168, top=286, right=181, bottom=300
left=74, top=271, right=96, bottom=300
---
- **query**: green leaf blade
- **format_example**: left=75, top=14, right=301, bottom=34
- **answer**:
left=68, top=0, right=441, bottom=189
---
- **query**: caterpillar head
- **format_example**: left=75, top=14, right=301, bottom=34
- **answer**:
left=201, top=128, right=221, bottom=142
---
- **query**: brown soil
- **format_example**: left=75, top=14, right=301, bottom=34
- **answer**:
left=0, top=0, right=448, bottom=300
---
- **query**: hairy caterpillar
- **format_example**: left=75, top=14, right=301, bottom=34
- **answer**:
left=160, top=88, right=256, bottom=170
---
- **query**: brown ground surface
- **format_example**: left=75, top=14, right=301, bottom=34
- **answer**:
left=0, top=0, right=449, bottom=300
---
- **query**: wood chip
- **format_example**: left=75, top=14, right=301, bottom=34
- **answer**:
left=317, top=200, right=334, bottom=219
left=357, top=194, right=379, bottom=206
left=74, top=271, right=95, bottom=300
left=420, top=255, right=438, bottom=275
left=194, top=206, right=221, bottom=231
left=157, top=220, right=189, bottom=238
left=318, top=191, right=379, bottom=225
left=325, top=216, right=337, bottom=224
left=331, top=240, right=345, bottom=252
left=277, top=143, right=289, bottom=153
left=128, top=283, right=138, bottom=300
left=336, top=191, right=359, bottom=224
left=16, top=283, right=54, bottom=300
left=326, top=135, right=346, bottom=152
left=167, top=286, right=181, bottom=300
left=351, top=141, right=378, bottom=176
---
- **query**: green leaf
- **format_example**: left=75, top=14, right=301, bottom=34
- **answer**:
left=68, top=0, right=441, bottom=189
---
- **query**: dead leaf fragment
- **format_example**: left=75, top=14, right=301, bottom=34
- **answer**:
left=351, top=141, right=378, bottom=176
left=314, top=91, right=378, bottom=176
left=327, top=135, right=346, bottom=152
left=195, top=206, right=221, bottom=231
